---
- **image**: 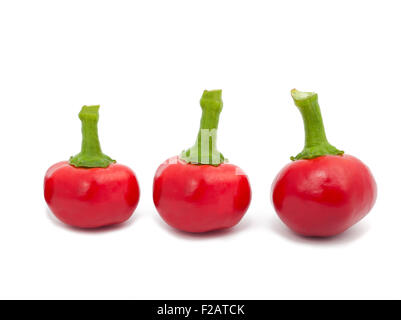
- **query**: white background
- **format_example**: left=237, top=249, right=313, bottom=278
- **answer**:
left=0, top=0, right=399, bottom=299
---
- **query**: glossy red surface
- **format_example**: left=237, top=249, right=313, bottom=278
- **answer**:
left=44, top=161, right=140, bottom=228
left=153, top=156, right=251, bottom=233
left=272, top=155, right=377, bottom=237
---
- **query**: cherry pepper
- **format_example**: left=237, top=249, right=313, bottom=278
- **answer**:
left=272, top=89, right=377, bottom=237
left=153, top=90, right=251, bottom=233
left=44, top=105, right=140, bottom=228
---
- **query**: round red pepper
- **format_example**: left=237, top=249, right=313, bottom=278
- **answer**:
left=153, top=90, right=251, bottom=233
left=44, top=105, right=140, bottom=228
left=272, top=89, right=376, bottom=237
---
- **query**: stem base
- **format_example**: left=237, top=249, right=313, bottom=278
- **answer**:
left=180, top=146, right=225, bottom=166
left=69, top=153, right=115, bottom=168
left=291, top=143, right=344, bottom=161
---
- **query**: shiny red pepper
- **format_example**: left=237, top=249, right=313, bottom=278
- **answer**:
left=44, top=105, right=140, bottom=228
left=153, top=90, right=251, bottom=233
left=272, top=90, right=376, bottom=237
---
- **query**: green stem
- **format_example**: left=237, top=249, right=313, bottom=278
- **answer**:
left=291, top=89, right=343, bottom=161
left=69, top=105, right=115, bottom=168
left=180, top=90, right=226, bottom=166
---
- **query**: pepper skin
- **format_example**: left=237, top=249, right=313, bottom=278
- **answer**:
left=153, top=156, right=251, bottom=233
left=271, top=89, right=377, bottom=237
left=272, top=155, right=376, bottom=237
left=153, top=90, right=251, bottom=233
left=44, top=105, right=140, bottom=228
left=45, top=161, right=140, bottom=228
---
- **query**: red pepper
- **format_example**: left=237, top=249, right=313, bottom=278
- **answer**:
left=272, top=90, right=376, bottom=237
left=153, top=90, right=251, bottom=233
left=44, top=106, right=140, bottom=228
